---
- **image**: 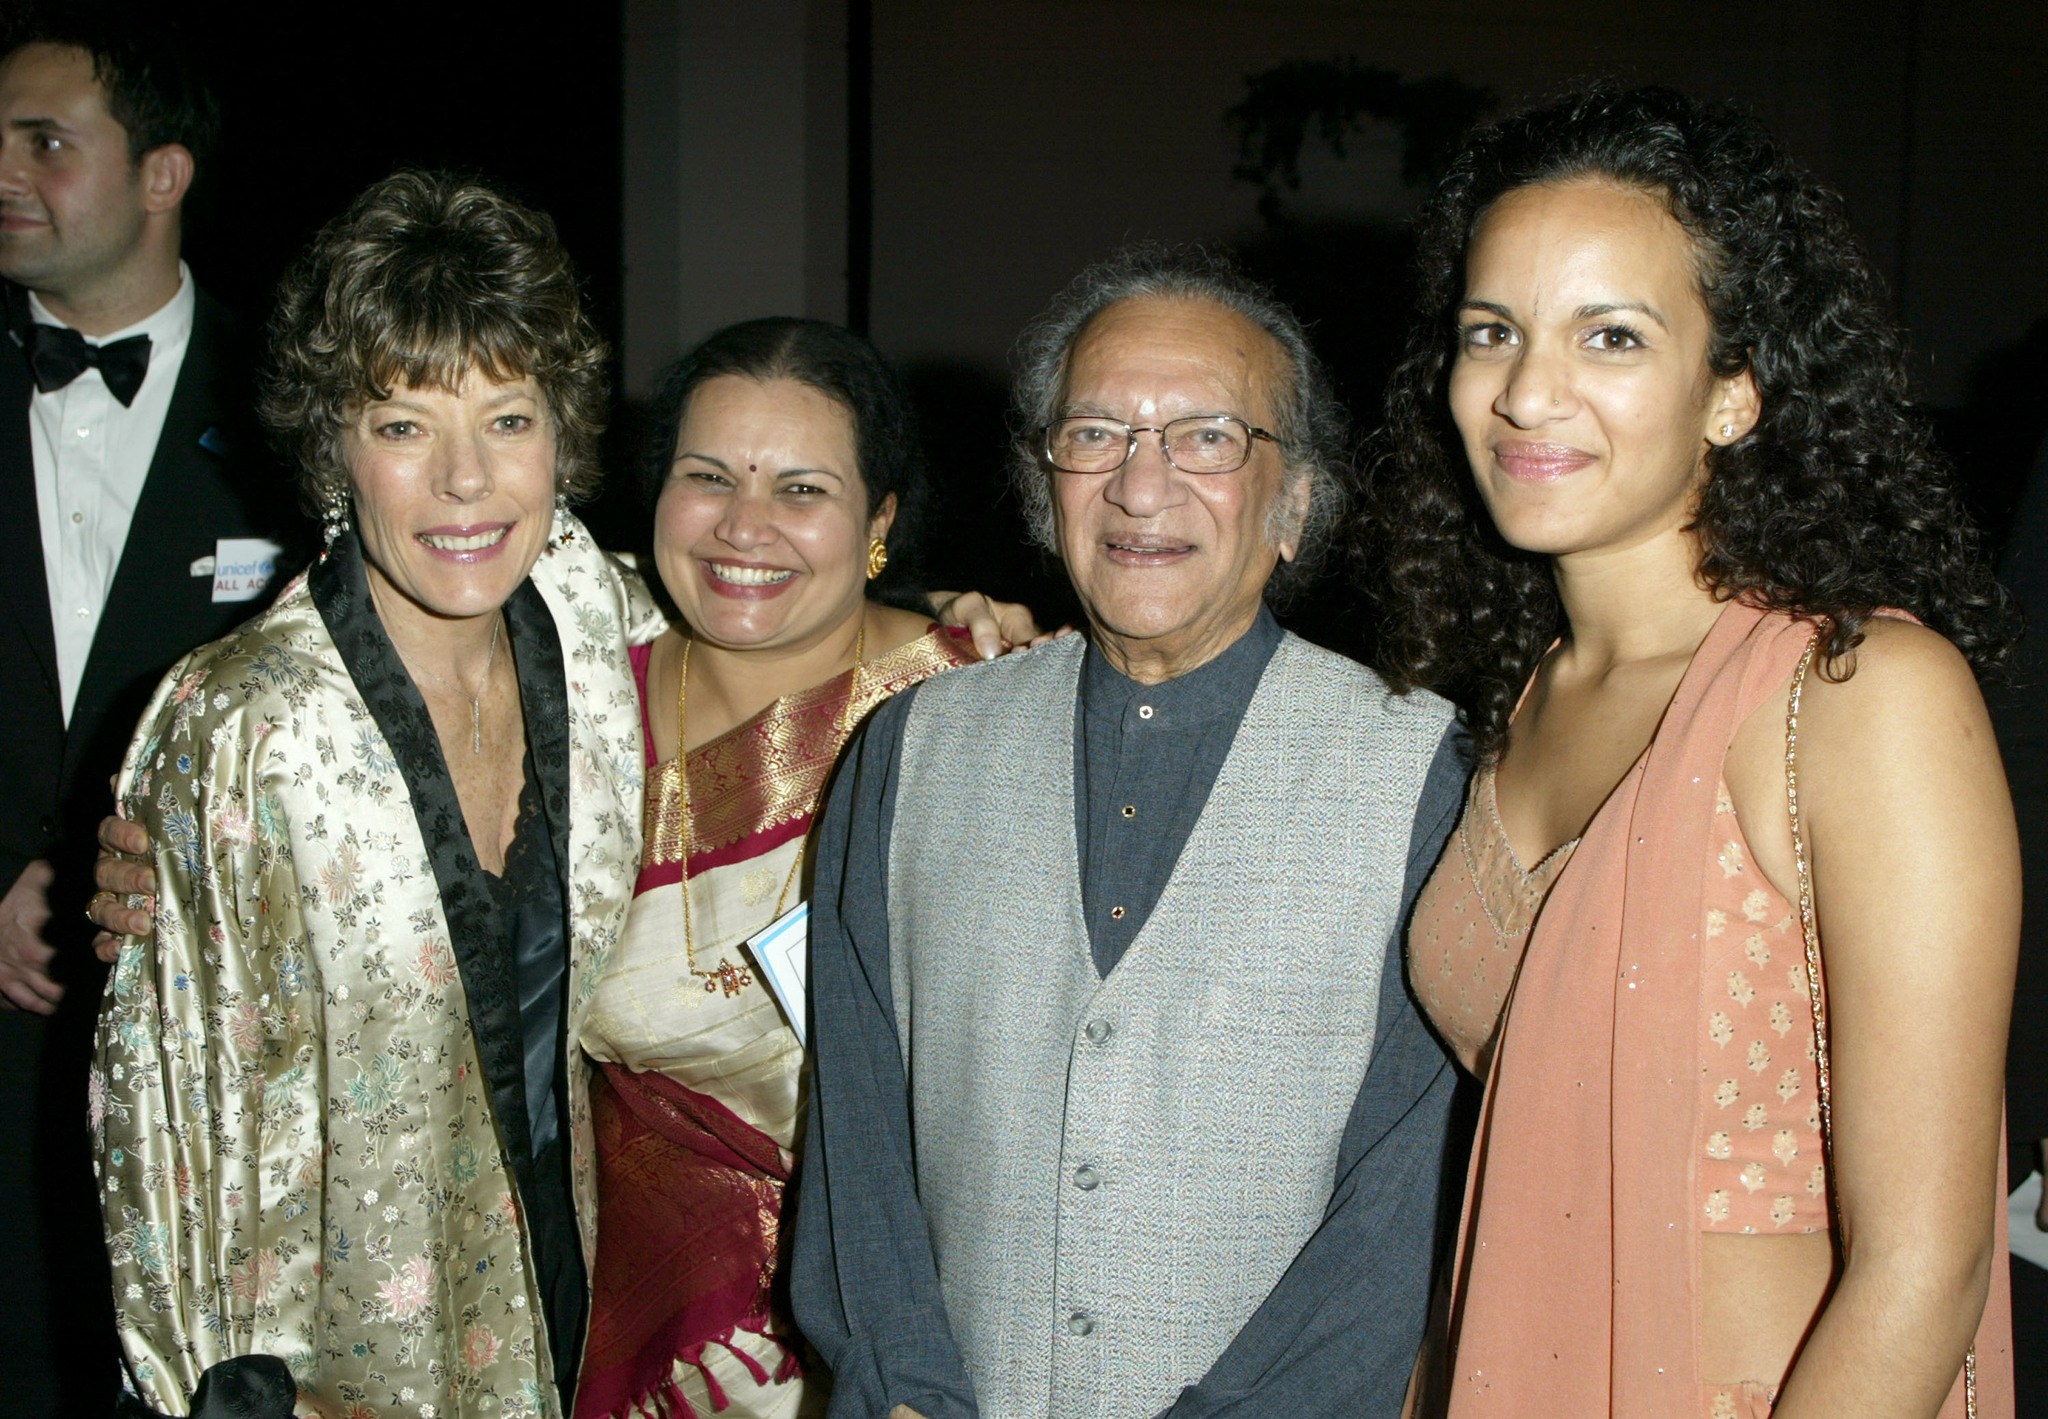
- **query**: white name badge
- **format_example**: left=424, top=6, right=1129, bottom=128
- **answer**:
left=744, top=900, right=810, bottom=1045
left=211, top=538, right=284, bottom=604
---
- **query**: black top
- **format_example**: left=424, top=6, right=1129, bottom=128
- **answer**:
left=1076, top=609, right=1283, bottom=975
left=489, top=740, right=568, bottom=1159
left=484, top=737, right=584, bottom=1395
left=789, top=618, right=1473, bottom=1419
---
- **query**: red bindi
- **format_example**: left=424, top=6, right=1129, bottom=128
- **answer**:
left=749, top=463, right=757, bottom=471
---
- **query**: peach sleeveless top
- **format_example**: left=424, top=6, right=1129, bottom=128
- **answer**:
left=1415, top=760, right=1829, bottom=1240
left=1407, top=601, right=2012, bottom=1418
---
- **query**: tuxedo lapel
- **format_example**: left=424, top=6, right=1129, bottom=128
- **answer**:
left=65, top=293, right=297, bottom=803
left=0, top=291, right=58, bottom=701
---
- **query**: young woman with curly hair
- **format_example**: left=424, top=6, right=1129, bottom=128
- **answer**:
left=1375, top=86, right=2020, bottom=1417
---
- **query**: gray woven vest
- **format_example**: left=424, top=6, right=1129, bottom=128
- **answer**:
left=888, top=631, right=1454, bottom=1419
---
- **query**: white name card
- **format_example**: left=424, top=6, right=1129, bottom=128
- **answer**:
left=744, top=901, right=810, bottom=1045
left=211, top=538, right=284, bottom=604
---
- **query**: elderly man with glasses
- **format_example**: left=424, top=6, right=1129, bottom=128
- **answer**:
left=790, top=247, right=1466, bottom=1419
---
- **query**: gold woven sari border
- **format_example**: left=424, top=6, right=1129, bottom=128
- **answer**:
left=644, top=628, right=972, bottom=865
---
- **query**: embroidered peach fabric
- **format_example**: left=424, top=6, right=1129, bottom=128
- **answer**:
left=1414, top=763, right=1826, bottom=1240
left=1410, top=764, right=1576, bottom=1071
left=1414, top=602, right=2011, bottom=1418
left=1696, top=782, right=1826, bottom=1236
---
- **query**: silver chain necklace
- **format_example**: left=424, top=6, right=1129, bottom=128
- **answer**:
left=399, top=615, right=503, bottom=754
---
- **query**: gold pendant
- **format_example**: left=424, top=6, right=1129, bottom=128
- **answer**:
left=694, top=956, right=754, bottom=998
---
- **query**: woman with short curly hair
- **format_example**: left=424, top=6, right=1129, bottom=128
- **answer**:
left=87, top=174, right=1043, bottom=1419
left=1376, top=86, right=2019, bottom=1416
left=91, top=169, right=658, bottom=1418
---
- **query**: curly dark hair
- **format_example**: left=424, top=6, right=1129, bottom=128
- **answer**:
left=1364, top=82, right=2015, bottom=757
left=260, top=170, right=609, bottom=516
left=641, top=317, right=931, bottom=596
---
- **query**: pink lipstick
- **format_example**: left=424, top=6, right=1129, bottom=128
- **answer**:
left=415, top=522, right=515, bottom=563
left=1493, top=441, right=1595, bottom=483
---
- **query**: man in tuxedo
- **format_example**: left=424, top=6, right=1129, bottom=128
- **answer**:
left=0, top=13, right=299, bottom=1412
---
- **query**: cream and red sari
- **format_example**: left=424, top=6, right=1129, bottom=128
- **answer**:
left=575, top=625, right=975, bottom=1419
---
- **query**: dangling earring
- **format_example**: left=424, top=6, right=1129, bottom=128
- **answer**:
left=321, top=486, right=351, bottom=547
left=866, top=537, right=889, bottom=580
left=552, top=489, right=574, bottom=546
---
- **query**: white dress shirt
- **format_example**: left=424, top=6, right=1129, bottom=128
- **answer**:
left=27, top=262, right=194, bottom=724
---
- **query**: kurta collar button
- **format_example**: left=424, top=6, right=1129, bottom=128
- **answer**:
left=1066, top=1312, right=1096, bottom=1336
left=1110, top=905, right=1125, bottom=920
left=1137, top=704, right=1154, bottom=719
left=1085, top=1018, right=1113, bottom=1044
left=1121, top=804, right=1135, bottom=818
left=1073, top=1164, right=1099, bottom=1190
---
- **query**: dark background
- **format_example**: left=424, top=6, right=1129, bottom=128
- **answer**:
left=181, top=5, right=625, bottom=353
left=169, top=0, right=2048, bottom=660
left=19, top=2, right=2048, bottom=1412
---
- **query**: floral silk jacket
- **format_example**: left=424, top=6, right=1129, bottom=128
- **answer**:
left=92, top=514, right=657, bottom=1417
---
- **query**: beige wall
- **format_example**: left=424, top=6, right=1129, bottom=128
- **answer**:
left=621, top=0, right=853, bottom=397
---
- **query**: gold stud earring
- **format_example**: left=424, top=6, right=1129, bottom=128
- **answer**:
left=866, top=537, right=889, bottom=580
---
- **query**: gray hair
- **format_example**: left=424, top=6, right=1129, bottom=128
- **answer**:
left=1007, top=244, right=1351, bottom=602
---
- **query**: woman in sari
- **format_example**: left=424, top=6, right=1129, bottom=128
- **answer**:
left=1371, top=87, right=2019, bottom=1417
left=570, top=317, right=1005, bottom=1419
left=89, top=171, right=656, bottom=1417
left=91, top=315, right=1040, bottom=1417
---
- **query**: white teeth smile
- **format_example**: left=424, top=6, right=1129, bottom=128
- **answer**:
left=420, top=528, right=509, bottom=552
left=708, top=563, right=796, bottom=586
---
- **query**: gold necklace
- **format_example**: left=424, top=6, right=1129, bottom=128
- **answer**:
left=674, top=621, right=866, bottom=996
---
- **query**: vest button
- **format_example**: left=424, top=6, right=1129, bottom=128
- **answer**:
left=1084, top=1019, right=1112, bottom=1045
left=1066, top=1311, right=1096, bottom=1337
left=1073, top=1164, right=1098, bottom=1190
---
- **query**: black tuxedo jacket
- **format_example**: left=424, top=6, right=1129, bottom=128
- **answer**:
left=0, top=280, right=306, bottom=906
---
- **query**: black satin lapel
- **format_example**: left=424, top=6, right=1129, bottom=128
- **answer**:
left=0, top=285, right=56, bottom=696
left=308, top=533, right=534, bottom=1170
left=503, top=580, right=571, bottom=897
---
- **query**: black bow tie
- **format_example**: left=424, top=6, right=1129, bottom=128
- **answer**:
left=25, top=323, right=152, bottom=407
